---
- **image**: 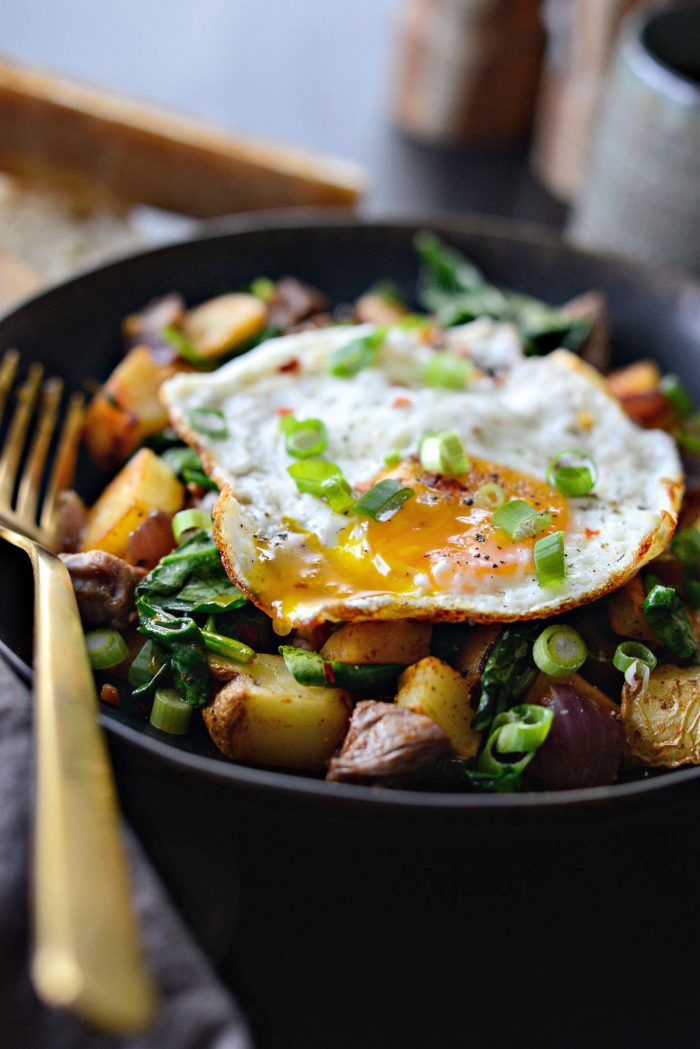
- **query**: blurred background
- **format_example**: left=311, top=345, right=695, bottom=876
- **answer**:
left=7, top=0, right=696, bottom=303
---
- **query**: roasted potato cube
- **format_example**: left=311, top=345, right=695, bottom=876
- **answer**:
left=396, top=656, right=480, bottom=758
left=81, top=448, right=184, bottom=557
left=202, top=654, right=351, bottom=770
left=608, top=575, right=658, bottom=643
left=320, top=620, right=432, bottom=665
left=354, top=291, right=408, bottom=326
left=182, top=293, right=266, bottom=359
left=449, top=624, right=502, bottom=692
left=83, top=346, right=187, bottom=471
left=622, top=664, right=700, bottom=767
left=608, top=360, right=661, bottom=398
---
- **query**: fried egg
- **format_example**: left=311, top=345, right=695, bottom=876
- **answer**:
left=162, top=324, right=682, bottom=631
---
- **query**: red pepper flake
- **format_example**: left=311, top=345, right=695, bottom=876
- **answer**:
left=275, top=406, right=294, bottom=416
left=392, top=395, right=412, bottom=408
left=323, top=661, right=336, bottom=684
left=584, top=528, right=600, bottom=538
left=100, top=683, right=120, bottom=707
left=278, top=358, right=300, bottom=374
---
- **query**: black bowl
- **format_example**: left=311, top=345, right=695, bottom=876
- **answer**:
left=3, top=210, right=700, bottom=821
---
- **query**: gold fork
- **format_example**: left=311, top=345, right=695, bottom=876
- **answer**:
left=0, top=351, right=155, bottom=1032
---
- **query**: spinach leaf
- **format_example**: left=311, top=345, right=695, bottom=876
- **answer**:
left=171, top=643, right=210, bottom=707
left=161, top=446, right=218, bottom=490
left=472, top=624, right=539, bottom=733
left=128, top=640, right=171, bottom=700
left=463, top=767, right=522, bottom=793
left=414, top=232, right=593, bottom=356
left=643, top=584, right=697, bottom=660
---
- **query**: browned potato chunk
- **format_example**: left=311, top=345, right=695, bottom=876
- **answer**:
left=81, top=448, right=184, bottom=557
left=182, top=293, right=266, bottom=359
left=622, top=664, right=700, bottom=767
left=202, top=654, right=351, bottom=770
left=450, top=624, right=502, bottom=693
left=83, top=346, right=186, bottom=471
left=354, top=291, right=408, bottom=326
left=320, top=620, right=432, bottom=665
left=396, top=656, right=480, bottom=758
left=608, top=360, right=661, bottom=398
left=608, top=575, right=658, bottom=643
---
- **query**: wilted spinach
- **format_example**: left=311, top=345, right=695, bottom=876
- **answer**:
left=472, top=624, right=539, bottom=733
left=414, top=232, right=592, bottom=356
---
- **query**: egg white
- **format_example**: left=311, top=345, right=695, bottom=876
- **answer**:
left=162, top=325, right=682, bottom=627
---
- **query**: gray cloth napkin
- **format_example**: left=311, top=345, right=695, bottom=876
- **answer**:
left=0, top=657, right=253, bottom=1049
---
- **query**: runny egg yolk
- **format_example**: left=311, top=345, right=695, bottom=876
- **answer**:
left=251, top=457, right=568, bottom=624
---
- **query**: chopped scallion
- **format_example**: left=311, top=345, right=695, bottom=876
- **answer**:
left=613, top=641, right=657, bottom=675
left=188, top=406, right=229, bottom=439
left=492, top=499, right=551, bottom=540
left=161, top=325, right=204, bottom=364
left=85, top=629, right=129, bottom=670
left=660, top=374, right=693, bottom=418
left=149, top=688, right=193, bottom=735
left=384, top=449, right=402, bottom=466
left=354, top=478, right=414, bottom=521
left=474, top=482, right=505, bottom=511
left=282, top=417, right=328, bottom=459
left=423, top=353, right=473, bottom=390
left=172, top=508, right=212, bottom=542
left=287, top=459, right=355, bottom=513
left=534, top=530, right=566, bottom=588
left=330, top=327, right=387, bottom=378
left=418, top=429, right=470, bottom=476
left=545, top=449, right=597, bottom=497
left=478, top=704, right=554, bottom=775
left=533, top=625, right=587, bottom=677
left=250, top=276, right=276, bottom=302
left=201, top=629, right=255, bottom=664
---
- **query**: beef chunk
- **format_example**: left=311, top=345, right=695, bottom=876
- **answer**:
left=56, top=489, right=88, bottom=553
left=266, top=277, right=328, bottom=332
left=60, top=550, right=145, bottom=630
left=327, top=700, right=450, bottom=785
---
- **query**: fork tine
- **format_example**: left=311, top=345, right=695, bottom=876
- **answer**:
left=0, top=363, right=44, bottom=508
left=0, top=350, right=20, bottom=428
left=40, top=391, right=85, bottom=542
left=16, top=377, right=64, bottom=525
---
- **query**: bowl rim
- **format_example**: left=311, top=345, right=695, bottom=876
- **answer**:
left=4, top=207, right=700, bottom=813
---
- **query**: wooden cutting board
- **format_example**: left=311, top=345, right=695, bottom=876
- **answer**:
left=0, top=57, right=368, bottom=217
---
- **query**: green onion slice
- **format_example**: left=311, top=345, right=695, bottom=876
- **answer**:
left=660, top=374, right=693, bottom=418
left=613, top=641, right=657, bottom=675
left=419, top=430, right=471, bottom=476
left=161, top=325, right=205, bottom=364
left=172, top=508, right=212, bottom=542
left=282, top=417, right=328, bottom=459
left=330, top=327, right=387, bottom=378
left=423, top=353, right=473, bottom=390
left=478, top=704, right=554, bottom=775
left=201, top=629, right=255, bottom=664
left=149, top=688, right=193, bottom=735
left=533, top=625, right=587, bottom=677
left=250, top=276, right=276, bottom=302
left=384, top=449, right=402, bottom=466
left=85, top=629, right=129, bottom=670
left=474, top=482, right=505, bottom=511
left=279, top=645, right=404, bottom=693
left=287, top=459, right=355, bottom=513
left=545, top=449, right=597, bottom=497
left=534, top=530, right=566, bottom=588
left=354, top=478, right=414, bottom=521
left=492, top=499, right=551, bottom=540
left=188, top=406, right=229, bottom=439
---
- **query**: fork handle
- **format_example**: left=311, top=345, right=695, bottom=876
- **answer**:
left=29, top=545, right=156, bottom=1032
